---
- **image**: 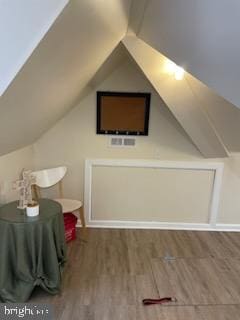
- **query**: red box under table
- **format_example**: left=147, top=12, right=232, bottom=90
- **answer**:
left=64, top=212, right=78, bottom=242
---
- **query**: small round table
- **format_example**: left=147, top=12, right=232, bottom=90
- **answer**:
left=0, top=198, right=66, bottom=302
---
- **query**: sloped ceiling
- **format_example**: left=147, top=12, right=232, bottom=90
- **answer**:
left=0, top=0, right=69, bottom=96
left=186, top=74, right=240, bottom=153
left=123, top=35, right=240, bottom=155
left=1, top=0, right=240, bottom=158
left=0, top=0, right=131, bottom=156
left=123, top=36, right=228, bottom=158
left=130, top=0, right=240, bottom=109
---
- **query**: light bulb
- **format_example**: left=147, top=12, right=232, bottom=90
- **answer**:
left=174, top=66, right=185, bottom=80
left=164, top=60, right=176, bottom=75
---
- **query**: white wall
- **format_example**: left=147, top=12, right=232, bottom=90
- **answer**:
left=33, top=57, right=240, bottom=226
left=33, top=58, right=202, bottom=216
left=92, top=165, right=214, bottom=223
left=0, top=0, right=68, bottom=96
left=0, top=145, right=34, bottom=204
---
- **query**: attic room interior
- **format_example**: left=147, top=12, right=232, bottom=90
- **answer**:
left=1, top=0, right=240, bottom=318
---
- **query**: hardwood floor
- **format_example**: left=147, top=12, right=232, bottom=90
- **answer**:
left=30, top=229, right=240, bottom=319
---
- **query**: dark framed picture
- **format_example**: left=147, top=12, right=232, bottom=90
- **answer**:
left=96, top=91, right=151, bottom=136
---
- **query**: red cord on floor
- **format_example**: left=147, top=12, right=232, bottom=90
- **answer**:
left=142, top=297, right=177, bottom=305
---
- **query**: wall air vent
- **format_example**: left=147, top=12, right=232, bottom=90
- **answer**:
left=109, top=137, right=136, bottom=148
left=111, top=137, right=123, bottom=146
left=123, top=138, right=135, bottom=146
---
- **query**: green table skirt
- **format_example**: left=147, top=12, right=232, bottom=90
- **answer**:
left=0, top=199, right=66, bottom=302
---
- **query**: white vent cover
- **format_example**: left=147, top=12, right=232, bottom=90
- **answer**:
left=109, top=136, right=136, bottom=147
left=123, top=138, right=135, bottom=146
left=111, top=137, right=122, bottom=146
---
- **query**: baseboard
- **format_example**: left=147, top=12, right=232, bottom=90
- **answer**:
left=215, top=224, right=240, bottom=232
left=76, top=220, right=240, bottom=232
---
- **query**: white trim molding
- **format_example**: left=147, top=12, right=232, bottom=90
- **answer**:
left=215, top=224, right=240, bottom=232
left=83, top=159, right=228, bottom=231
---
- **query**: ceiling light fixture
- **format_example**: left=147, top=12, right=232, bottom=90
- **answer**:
left=174, top=66, right=185, bottom=80
left=164, top=59, right=185, bottom=80
left=164, top=60, right=176, bottom=75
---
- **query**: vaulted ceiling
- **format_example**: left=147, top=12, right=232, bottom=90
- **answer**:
left=0, top=0, right=69, bottom=96
left=1, top=0, right=240, bottom=158
left=0, top=0, right=131, bottom=155
left=129, top=0, right=240, bottom=109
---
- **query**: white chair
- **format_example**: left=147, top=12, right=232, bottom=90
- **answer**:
left=32, top=166, right=86, bottom=229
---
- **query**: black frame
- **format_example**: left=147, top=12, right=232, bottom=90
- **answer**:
left=96, top=91, right=151, bottom=136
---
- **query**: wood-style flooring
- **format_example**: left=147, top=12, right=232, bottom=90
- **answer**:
left=30, top=229, right=240, bottom=319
